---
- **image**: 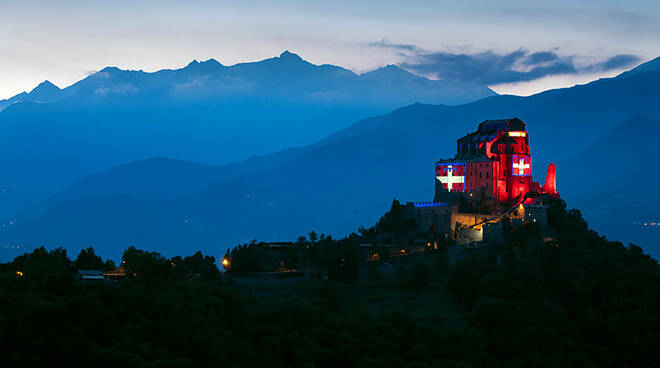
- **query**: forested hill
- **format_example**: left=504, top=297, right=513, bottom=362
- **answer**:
left=1, top=200, right=658, bottom=367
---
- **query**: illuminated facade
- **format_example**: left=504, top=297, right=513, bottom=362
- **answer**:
left=401, top=118, right=557, bottom=243
left=434, top=118, right=552, bottom=203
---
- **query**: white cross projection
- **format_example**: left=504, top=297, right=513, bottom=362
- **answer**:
left=437, top=166, right=464, bottom=192
left=513, top=157, right=530, bottom=175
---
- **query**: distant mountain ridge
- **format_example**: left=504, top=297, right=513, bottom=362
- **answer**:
left=0, top=51, right=495, bottom=218
left=2, top=56, right=660, bottom=261
left=1, top=51, right=495, bottom=110
left=0, top=80, right=62, bottom=111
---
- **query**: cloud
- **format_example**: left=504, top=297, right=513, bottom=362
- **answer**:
left=367, top=38, right=420, bottom=52
left=590, top=54, right=641, bottom=71
left=94, top=83, right=138, bottom=96
left=369, top=41, right=641, bottom=85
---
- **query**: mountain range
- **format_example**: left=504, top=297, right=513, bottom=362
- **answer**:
left=1, top=55, right=659, bottom=261
left=0, top=51, right=495, bottom=219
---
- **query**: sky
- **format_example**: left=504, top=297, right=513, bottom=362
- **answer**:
left=1, top=0, right=659, bottom=99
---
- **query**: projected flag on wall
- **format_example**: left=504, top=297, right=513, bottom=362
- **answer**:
left=436, top=163, right=466, bottom=192
left=512, top=155, right=531, bottom=176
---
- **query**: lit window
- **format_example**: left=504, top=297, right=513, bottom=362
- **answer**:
left=509, top=131, right=526, bottom=137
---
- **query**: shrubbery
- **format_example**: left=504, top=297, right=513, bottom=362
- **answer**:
left=0, top=198, right=658, bottom=367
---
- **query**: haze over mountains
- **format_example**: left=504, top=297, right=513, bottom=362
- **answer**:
left=1, top=54, right=659, bottom=261
left=0, top=51, right=494, bottom=219
left=560, top=115, right=660, bottom=255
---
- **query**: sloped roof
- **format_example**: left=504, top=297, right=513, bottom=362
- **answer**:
left=477, top=117, right=525, bottom=132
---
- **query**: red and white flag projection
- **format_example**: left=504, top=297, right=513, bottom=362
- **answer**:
left=436, top=163, right=466, bottom=192
left=512, top=155, right=531, bottom=176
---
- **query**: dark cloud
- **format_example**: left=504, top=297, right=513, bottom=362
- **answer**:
left=369, top=41, right=642, bottom=85
left=367, top=38, right=420, bottom=52
left=593, top=54, right=641, bottom=71
left=522, top=51, right=560, bottom=66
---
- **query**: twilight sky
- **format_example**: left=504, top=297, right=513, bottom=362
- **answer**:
left=1, top=0, right=659, bottom=99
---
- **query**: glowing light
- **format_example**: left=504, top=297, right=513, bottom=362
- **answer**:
left=512, top=155, right=531, bottom=176
left=15, top=271, right=23, bottom=277
left=222, top=258, right=230, bottom=267
left=508, top=131, right=526, bottom=137
left=436, top=163, right=466, bottom=192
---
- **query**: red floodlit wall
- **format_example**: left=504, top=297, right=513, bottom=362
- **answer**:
left=465, top=161, right=496, bottom=198
left=493, top=134, right=534, bottom=202
left=543, top=163, right=558, bottom=196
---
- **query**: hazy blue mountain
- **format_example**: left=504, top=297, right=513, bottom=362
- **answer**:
left=561, top=115, right=660, bottom=196
left=0, top=51, right=495, bottom=218
left=2, top=57, right=660, bottom=261
left=0, top=80, right=62, bottom=111
left=559, top=115, right=660, bottom=259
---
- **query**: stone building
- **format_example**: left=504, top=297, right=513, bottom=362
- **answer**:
left=402, top=118, right=557, bottom=243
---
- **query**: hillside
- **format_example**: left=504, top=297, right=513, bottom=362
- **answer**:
left=2, top=200, right=659, bottom=367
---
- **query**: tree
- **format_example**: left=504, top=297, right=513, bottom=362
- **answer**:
left=397, top=263, right=432, bottom=291
left=308, top=230, right=318, bottom=243
left=433, top=250, right=449, bottom=273
left=173, top=251, right=221, bottom=281
left=376, top=199, right=416, bottom=236
left=228, top=244, right=266, bottom=273
left=10, top=246, right=75, bottom=293
left=73, top=247, right=114, bottom=271
left=121, top=246, right=171, bottom=284
left=325, top=239, right=359, bottom=283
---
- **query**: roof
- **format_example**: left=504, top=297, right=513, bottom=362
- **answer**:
left=103, top=266, right=126, bottom=277
left=477, top=117, right=525, bottom=132
left=80, top=275, right=105, bottom=280
left=78, top=270, right=103, bottom=276
left=436, top=157, right=494, bottom=164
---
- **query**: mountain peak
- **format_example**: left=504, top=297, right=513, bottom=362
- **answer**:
left=618, top=115, right=659, bottom=130
left=29, top=80, right=60, bottom=95
left=278, top=50, right=303, bottom=62
left=184, top=58, right=224, bottom=71
left=27, top=80, right=61, bottom=100
left=186, top=58, right=223, bottom=68
left=361, top=64, right=416, bottom=79
left=600, top=115, right=660, bottom=143
left=99, top=66, right=121, bottom=74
